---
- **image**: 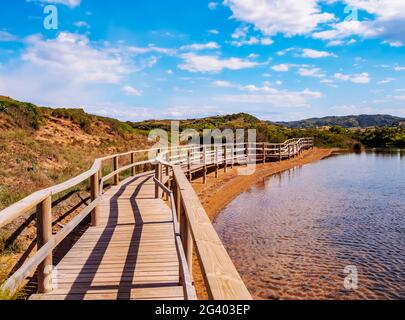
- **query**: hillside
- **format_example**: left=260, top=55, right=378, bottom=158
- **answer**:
left=0, top=96, right=150, bottom=211
left=276, top=114, right=405, bottom=129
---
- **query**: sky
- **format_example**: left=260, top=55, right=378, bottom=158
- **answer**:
left=0, top=0, right=404, bottom=122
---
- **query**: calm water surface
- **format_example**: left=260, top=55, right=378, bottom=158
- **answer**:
left=213, top=150, right=405, bottom=300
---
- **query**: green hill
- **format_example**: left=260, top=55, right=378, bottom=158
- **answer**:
left=276, top=114, right=405, bottom=129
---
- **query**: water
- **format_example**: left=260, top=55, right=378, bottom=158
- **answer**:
left=213, top=150, right=405, bottom=300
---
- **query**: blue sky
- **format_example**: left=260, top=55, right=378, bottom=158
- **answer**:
left=0, top=0, right=404, bottom=121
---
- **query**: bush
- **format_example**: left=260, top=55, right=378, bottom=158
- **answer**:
left=51, top=108, right=92, bottom=132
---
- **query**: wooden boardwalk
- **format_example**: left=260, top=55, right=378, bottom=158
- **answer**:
left=31, top=173, right=184, bottom=300
left=0, top=138, right=313, bottom=300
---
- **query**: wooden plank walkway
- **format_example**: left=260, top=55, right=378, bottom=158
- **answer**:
left=31, top=173, right=184, bottom=300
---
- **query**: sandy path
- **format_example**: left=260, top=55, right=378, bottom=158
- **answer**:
left=190, top=147, right=335, bottom=299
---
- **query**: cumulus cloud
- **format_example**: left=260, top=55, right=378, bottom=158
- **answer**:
left=334, top=72, right=371, bottom=84
left=180, top=42, right=220, bottom=51
left=224, top=0, right=335, bottom=36
left=298, top=67, right=325, bottom=78
left=213, top=80, right=233, bottom=87
left=21, top=32, right=130, bottom=84
left=301, top=48, right=337, bottom=58
left=0, top=32, right=156, bottom=109
left=314, top=1, right=405, bottom=43
left=178, top=53, right=259, bottom=73
left=122, top=85, right=142, bottom=96
left=272, top=64, right=290, bottom=72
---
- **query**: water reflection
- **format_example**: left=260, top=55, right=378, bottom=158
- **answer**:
left=213, top=150, right=405, bottom=300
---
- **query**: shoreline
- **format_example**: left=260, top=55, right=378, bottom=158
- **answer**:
left=192, top=147, right=336, bottom=223
left=190, top=147, right=336, bottom=299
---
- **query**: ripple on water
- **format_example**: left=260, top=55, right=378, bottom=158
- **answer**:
left=213, top=151, right=405, bottom=300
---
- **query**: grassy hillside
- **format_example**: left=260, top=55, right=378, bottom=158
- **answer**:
left=276, top=114, right=405, bottom=129
left=0, top=96, right=150, bottom=210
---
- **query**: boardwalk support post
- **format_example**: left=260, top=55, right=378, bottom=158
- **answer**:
left=37, top=195, right=53, bottom=294
left=279, top=144, right=282, bottom=162
left=90, top=171, right=100, bottom=227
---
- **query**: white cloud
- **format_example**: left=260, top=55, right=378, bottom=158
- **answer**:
left=334, top=72, right=371, bottom=84
left=178, top=53, right=259, bottom=73
left=383, top=40, right=404, bottom=47
left=313, top=1, right=405, bottom=44
left=180, top=42, right=220, bottom=51
left=122, top=85, right=142, bottom=97
left=0, top=31, right=17, bottom=42
left=73, top=21, right=90, bottom=28
left=394, top=66, right=405, bottom=71
left=313, top=20, right=382, bottom=40
left=127, top=45, right=176, bottom=55
left=377, top=77, right=395, bottom=84
left=208, top=2, right=219, bottom=10
left=298, top=67, right=325, bottom=78
left=230, top=36, right=273, bottom=47
left=224, top=0, right=335, bottom=36
left=344, top=0, right=405, bottom=21
left=217, top=88, right=322, bottom=107
left=0, top=32, right=153, bottom=110
left=301, top=48, right=337, bottom=58
left=272, top=64, right=290, bottom=72
left=21, top=32, right=131, bottom=84
left=213, top=80, right=233, bottom=87
left=34, top=0, right=81, bottom=8
left=208, top=29, right=220, bottom=35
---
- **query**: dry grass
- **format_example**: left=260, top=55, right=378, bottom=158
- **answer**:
left=0, top=103, right=152, bottom=297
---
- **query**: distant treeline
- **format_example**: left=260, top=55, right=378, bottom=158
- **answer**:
left=1, top=97, right=404, bottom=150
left=275, top=114, right=405, bottom=129
left=130, top=113, right=405, bottom=149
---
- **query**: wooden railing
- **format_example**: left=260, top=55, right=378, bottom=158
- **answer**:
left=0, top=137, right=314, bottom=299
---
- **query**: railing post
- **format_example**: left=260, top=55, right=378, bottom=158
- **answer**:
left=224, top=145, right=227, bottom=173
left=37, top=195, right=53, bottom=294
left=203, top=145, right=207, bottom=184
left=231, top=144, right=235, bottom=169
left=186, top=221, right=193, bottom=279
left=215, top=146, right=219, bottom=178
left=131, top=152, right=136, bottom=176
left=90, top=171, right=100, bottom=227
left=175, top=181, right=181, bottom=223
left=187, top=150, right=192, bottom=182
left=155, top=163, right=160, bottom=199
left=262, top=143, right=266, bottom=164
left=113, top=156, right=119, bottom=186
left=279, top=145, right=282, bottom=162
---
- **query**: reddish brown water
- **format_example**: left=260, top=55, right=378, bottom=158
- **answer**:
left=213, top=150, right=405, bottom=300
